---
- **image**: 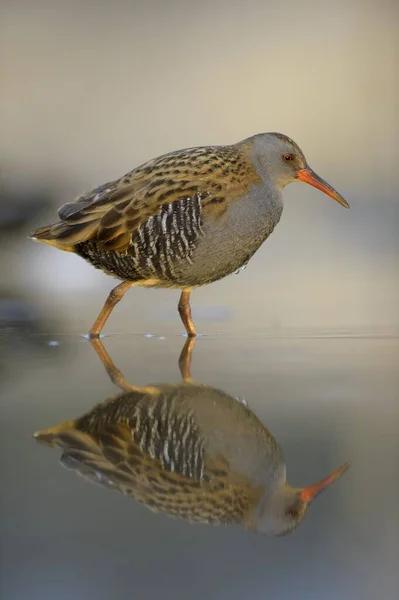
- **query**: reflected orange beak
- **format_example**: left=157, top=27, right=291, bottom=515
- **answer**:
left=297, top=168, right=350, bottom=209
left=300, top=462, right=351, bottom=503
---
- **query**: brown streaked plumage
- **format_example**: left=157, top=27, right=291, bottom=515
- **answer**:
left=30, top=133, right=349, bottom=337
left=34, top=338, right=350, bottom=536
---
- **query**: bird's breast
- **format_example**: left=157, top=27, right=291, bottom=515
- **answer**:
left=178, top=185, right=283, bottom=286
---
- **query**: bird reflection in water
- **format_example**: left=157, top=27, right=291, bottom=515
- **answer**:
left=34, top=338, right=350, bottom=536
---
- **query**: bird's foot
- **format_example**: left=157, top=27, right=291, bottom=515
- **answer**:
left=81, top=332, right=105, bottom=340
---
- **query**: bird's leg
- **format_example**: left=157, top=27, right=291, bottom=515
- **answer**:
left=178, top=337, right=196, bottom=382
left=89, top=338, right=136, bottom=392
left=89, top=338, right=159, bottom=395
left=89, top=280, right=135, bottom=338
left=178, top=290, right=196, bottom=337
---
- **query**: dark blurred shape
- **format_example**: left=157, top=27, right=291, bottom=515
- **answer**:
left=0, top=296, right=38, bottom=328
left=0, top=177, right=54, bottom=234
left=34, top=338, right=350, bottom=536
left=0, top=291, right=62, bottom=340
left=0, top=176, right=63, bottom=338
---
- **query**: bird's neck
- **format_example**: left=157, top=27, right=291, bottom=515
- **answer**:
left=248, top=480, right=300, bottom=534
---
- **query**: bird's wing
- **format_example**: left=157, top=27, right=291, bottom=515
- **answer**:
left=43, top=425, right=151, bottom=494
left=45, top=388, right=207, bottom=489
left=35, top=144, right=259, bottom=252
left=47, top=421, right=207, bottom=506
left=55, top=423, right=251, bottom=524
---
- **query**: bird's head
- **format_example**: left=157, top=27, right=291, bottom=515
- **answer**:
left=250, top=132, right=349, bottom=209
left=253, top=461, right=350, bottom=536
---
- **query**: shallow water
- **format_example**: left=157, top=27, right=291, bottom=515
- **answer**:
left=1, top=319, right=398, bottom=600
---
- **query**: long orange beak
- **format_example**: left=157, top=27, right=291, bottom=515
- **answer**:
left=300, top=462, right=351, bottom=503
left=297, top=168, right=349, bottom=209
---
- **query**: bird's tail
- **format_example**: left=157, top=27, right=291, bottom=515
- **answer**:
left=30, top=223, right=76, bottom=252
left=33, top=423, right=132, bottom=492
left=33, top=420, right=78, bottom=447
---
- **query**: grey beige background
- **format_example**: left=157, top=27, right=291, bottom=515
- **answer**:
left=1, top=1, right=398, bottom=599
left=1, top=0, right=397, bottom=332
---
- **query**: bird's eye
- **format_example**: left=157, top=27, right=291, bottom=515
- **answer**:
left=283, top=153, right=294, bottom=162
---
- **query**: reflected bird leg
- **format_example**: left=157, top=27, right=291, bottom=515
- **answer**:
left=89, top=338, right=137, bottom=392
left=89, top=281, right=136, bottom=338
left=178, top=337, right=196, bottom=382
left=178, top=289, right=196, bottom=337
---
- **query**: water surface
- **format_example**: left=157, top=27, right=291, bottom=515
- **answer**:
left=1, top=325, right=398, bottom=600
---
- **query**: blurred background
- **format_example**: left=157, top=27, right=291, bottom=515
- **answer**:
left=1, top=1, right=398, bottom=600
left=1, top=0, right=397, bottom=335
